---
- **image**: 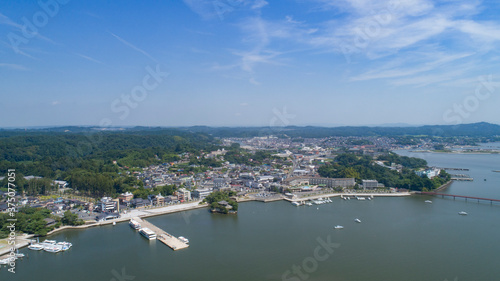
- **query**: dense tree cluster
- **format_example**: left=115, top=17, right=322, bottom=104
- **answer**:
left=0, top=130, right=218, bottom=197
left=376, top=153, right=428, bottom=169
left=0, top=207, right=57, bottom=238
left=318, top=153, right=450, bottom=191
left=204, top=190, right=238, bottom=214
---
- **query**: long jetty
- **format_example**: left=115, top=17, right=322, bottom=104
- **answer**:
left=437, top=167, right=469, bottom=171
left=418, top=192, right=500, bottom=204
left=133, top=217, right=189, bottom=251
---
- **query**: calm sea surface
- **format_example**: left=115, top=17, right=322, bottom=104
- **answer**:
left=2, top=148, right=500, bottom=281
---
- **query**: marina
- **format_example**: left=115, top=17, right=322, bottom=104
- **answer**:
left=132, top=217, right=189, bottom=251
left=26, top=239, right=73, bottom=254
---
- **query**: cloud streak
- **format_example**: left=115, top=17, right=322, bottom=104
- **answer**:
left=109, top=32, right=158, bottom=63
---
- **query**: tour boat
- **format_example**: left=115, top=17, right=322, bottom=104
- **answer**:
left=354, top=218, right=361, bottom=223
left=334, top=225, right=344, bottom=229
left=178, top=236, right=189, bottom=244
left=458, top=211, right=468, bottom=215
left=129, top=219, right=141, bottom=230
left=139, top=228, right=157, bottom=240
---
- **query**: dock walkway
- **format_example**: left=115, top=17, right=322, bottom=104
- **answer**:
left=133, top=217, right=189, bottom=251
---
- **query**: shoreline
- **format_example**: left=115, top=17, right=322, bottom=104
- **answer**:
left=409, top=150, right=499, bottom=155
left=0, top=191, right=415, bottom=256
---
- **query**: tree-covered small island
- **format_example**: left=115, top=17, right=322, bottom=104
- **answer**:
left=203, top=190, right=238, bottom=214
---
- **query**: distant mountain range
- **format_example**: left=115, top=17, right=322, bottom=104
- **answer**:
left=1, top=122, right=499, bottom=138
left=179, top=122, right=500, bottom=138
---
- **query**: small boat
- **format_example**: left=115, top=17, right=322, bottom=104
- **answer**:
left=178, top=236, right=189, bottom=244
left=113, top=221, right=116, bottom=226
left=367, top=197, right=372, bottom=200
left=291, top=202, right=301, bottom=207
left=56, top=242, right=71, bottom=251
left=28, top=244, right=44, bottom=251
left=354, top=218, right=361, bottom=223
left=458, top=211, right=468, bottom=215
left=57, top=241, right=72, bottom=248
left=425, top=200, right=433, bottom=203
left=129, top=219, right=141, bottom=230
left=334, top=225, right=344, bottom=229
left=306, top=203, right=313, bottom=206
left=139, top=228, right=157, bottom=240
left=43, top=240, right=57, bottom=244
left=0, top=258, right=14, bottom=265
left=15, top=250, right=25, bottom=258
left=44, top=246, right=61, bottom=253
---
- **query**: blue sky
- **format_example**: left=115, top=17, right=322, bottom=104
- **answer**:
left=1, top=0, right=500, bottom=127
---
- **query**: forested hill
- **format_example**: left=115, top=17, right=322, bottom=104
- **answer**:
left=0, top=129, right=219, bottom=178
left=178, top=122, right=500, bottom=138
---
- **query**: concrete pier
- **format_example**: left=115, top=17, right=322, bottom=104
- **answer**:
left=133, top=217, right=189, bottom=251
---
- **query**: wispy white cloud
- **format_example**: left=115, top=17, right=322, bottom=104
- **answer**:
left=351, top=52, right=474, bottom=81
left=183, top=0, right=268, bottom=20
left=0, top=12, right=23, bottom=29
left=75, top=53, right=104, bottom=64
left=208, top=0, right=500, bottom=87
left=109, top=32, right=158, bottom=62
left=0, top=63, right=29, bottom=71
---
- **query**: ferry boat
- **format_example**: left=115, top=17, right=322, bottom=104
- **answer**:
left=178, top=236, right=189, bottom=244
left=139, top=228, right=157, bottom=240
left=334, top=225, right=344, bottom=229
left=458, top=211, right=468, bottom=216
left=425, top=200, right=433, bottom=203
left=28, top=244, right=44, bottom=251
left=354, top=218, right=361, bottom=223
left=129, top=219, right=141, bottom=230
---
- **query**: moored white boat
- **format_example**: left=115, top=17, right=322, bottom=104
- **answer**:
left=334, top=225, right=344, bottom=229
left=28, top=244, right=44, bottom=251
left=139, top=228, right=157, bottom=240
left=178, top=236, right=189, bottom=244
left=43, top=246, right=62, bottom=253
left=425, top=200, right=432, bottom=203
left=458, top=211, right=468, bottom=215
left=354, top=218, right=361, bottom=223
left=129, top=219, right=141, bottom=230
